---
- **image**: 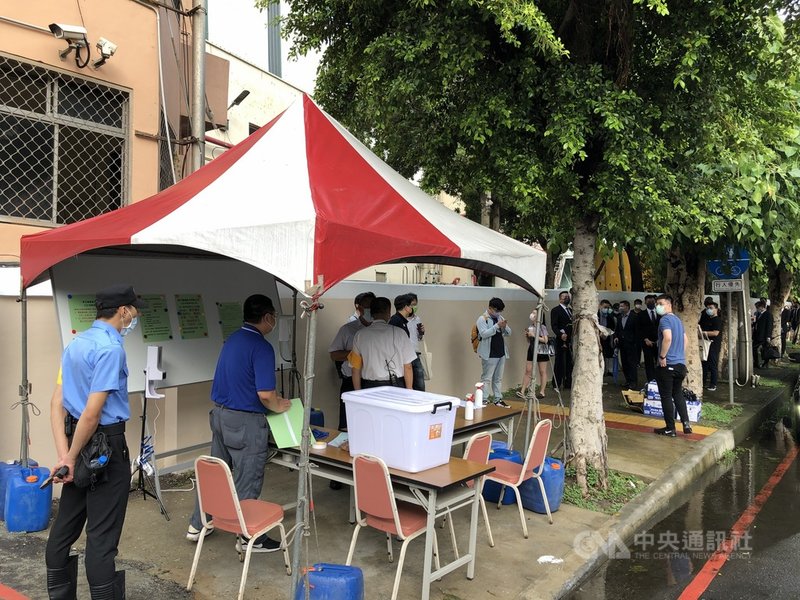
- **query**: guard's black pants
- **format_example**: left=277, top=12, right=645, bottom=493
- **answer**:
left=338, top=375, right=355, bottom=430
left=655, top=364, right=689, bottom=431
left=45, top=430, right=130, bottom=587
left=619, top=343, right=639, bottom=388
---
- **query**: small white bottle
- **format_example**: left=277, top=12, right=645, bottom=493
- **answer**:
left=464, top=396, right=475, bottom=421
left=474, top=382, right=484, bottom=408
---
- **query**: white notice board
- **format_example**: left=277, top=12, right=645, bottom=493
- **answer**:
left=51, top=253, right=292, bottom=393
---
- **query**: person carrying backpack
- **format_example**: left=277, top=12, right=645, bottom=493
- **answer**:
left=475, top=298, right=512, bottom=407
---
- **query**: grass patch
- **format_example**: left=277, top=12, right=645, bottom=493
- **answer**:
left=701, top=402, right=743, bottom=427
left=718, top=446, right=747, bottom=465
left=758, top=376, right=787, bottom=388
left=562, top=465, right=647, bottom=515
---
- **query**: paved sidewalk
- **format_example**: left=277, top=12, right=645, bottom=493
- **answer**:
left=0, top=362, right=795, bottom=600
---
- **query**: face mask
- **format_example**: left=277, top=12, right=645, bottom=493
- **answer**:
left=602, top=308, right=612, bottom=315
left=562, top=297, right=571, bottom=306
left=530, top=313, right=537, bottom=322
left=121, top=308, right=138, bottom=336
left=411, top=306, right=418, bottom=315
left=620, top=307, right=629, bottom=315
left=706, top=308, right=715, bottom=316
left=634, top=304, right=642, bottom=311
left=646, top=302, right=655, bottom=310
left=655, top=305, right=666, bottom=316
left=362, top=309, right=372, bottom=323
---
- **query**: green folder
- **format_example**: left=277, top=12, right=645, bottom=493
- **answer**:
left=267, top=398, right=304, bottom=448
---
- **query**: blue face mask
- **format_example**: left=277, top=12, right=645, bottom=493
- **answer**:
left=706, top=308, right=715, bottom=316
left=362, top=309, right=372, bottom=323
left=121, top=310, right=138, bottom=337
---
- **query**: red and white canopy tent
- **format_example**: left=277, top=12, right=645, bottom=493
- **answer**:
left=19, top=94, right=546, bottom=589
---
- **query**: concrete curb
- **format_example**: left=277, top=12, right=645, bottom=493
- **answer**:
left=548, top=383, right=792, bottom=600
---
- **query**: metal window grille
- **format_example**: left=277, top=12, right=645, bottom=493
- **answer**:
left=0, top=53, right=129, bottom=225
left=158, top=109, right=176, bottom=191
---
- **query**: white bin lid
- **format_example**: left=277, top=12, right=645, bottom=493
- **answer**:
left=342, top=387, right=459, bottom=414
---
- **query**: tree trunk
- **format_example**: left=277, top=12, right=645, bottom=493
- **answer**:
left=544, top=244, right=556, bottom=289
left=567, top=215, right=608, bottom=494
left=664, top=246, right=705, bottom=397
left=766, top=262, right=792, bottom=357
left=625, top=244, right=644, bottom=291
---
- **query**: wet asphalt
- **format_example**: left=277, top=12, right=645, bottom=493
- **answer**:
left=568, top=414, right=800, bottom=600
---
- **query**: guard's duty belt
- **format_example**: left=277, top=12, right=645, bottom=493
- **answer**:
left=65, top=414, right=126, bottom=437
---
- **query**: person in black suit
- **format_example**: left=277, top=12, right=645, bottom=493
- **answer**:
left=637, top=294, right=660, bottom=382
left=614, top=300, right=639, bottom=389
left=550, top=290, right=573, bottom=389
left=597, top=299, right=617, bottom=376
left=752, top=300, right=773, bottom=368
left=780, top=302, right=792, bottom=356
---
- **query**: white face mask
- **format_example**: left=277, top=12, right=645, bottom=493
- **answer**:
left=529, top=312, right=537, bottom=322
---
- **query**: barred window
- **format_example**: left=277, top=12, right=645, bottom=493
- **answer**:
left=0, top=54, right=129, bottom=225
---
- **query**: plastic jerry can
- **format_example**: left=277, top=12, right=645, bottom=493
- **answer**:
left=310, top=409, right=325, bottom=428
left=4, top=466, right=52, bottom=533
left=294, top=563, right=364, bottom=600
left=482, top=448, right=523, bottom=505
left=0, top=459, right=38, bottom=521
left=519, top=457, right=565, bottom=514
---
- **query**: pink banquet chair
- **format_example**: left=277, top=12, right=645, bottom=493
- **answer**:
left=186, top=456, right=291, bottom=600
left=485, top=418, right=553, bottom=538
left=445, top=432, right=495, bottom=557
left=346, top=454, right=440, bottom=600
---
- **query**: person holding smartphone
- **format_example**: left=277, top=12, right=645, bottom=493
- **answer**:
left=476, top=297, right=512, bottom=407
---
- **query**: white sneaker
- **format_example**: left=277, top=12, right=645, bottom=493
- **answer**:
left=186, top=523, right=214, bottom=542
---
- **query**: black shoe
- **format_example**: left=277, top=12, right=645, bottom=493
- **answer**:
left=236, top=534, right=282, bottom=553
left=47, top=554, right=78, bottom=600
left=654, top=427, right=676, bottom=437
left=683, top=424, right=693, bottom=435
left=329, top=480, right=343, bottom=490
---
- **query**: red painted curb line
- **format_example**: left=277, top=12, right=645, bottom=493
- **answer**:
left=0, top=583, right=30, bottom=600
left=678, top=444, right=800, bottom=599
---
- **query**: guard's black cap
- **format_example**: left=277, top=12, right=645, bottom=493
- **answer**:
left=95, top=284, right=147, bottom=310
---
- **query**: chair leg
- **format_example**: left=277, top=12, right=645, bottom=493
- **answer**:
left=446, top=512, right=460, bottom=559
left=186, top=526, right=207, bottom=591
left=238, top=537, right=257, bottom=600
left=386, top=533, right=394, bottom=563
left=536, top=476, right=554, bottom=524
left=276, top=523, right=292, bottom=575
left=496, top=485, right=506, bottom=510
left=391, top=537, right=414, bottom=600
left=345, top=524, right=362, bottom=566
left=479, top=495, right=495, bottom=547
left=512, top=486, right=528, bottom=538
left=433, top=529, right=441, bottom=573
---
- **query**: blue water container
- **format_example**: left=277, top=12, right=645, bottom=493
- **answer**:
left=294, top=563, right=364, bottom=600
left=519, top=457, right=565, bottom=514
left=310, top=409, right=325, bottom=428
left=482, top=448, right=523, bottom=505
left=0, top=459, right=38, bottom=521
left=5, top=466, right=52, bottom=533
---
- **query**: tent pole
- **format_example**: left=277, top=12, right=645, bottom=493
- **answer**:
left=290, top=302, right=317, bottom=595
left=18, top=283, right=30, bottom=467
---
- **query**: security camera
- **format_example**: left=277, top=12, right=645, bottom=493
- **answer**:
left=96, top=37, right=117, bottom=59
left=48, top=23, right=88, bottom=42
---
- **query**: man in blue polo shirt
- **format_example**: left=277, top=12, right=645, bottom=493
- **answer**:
left=187, top=294, right=291, bottom=553
left=653, top=293, right=692, bottom=437
left=46, top=284, right=146, bottom=600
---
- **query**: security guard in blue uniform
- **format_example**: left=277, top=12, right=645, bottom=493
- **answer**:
left=187, top=294, right=291, bottom=552
left=46, top=284, right=146, bottom=600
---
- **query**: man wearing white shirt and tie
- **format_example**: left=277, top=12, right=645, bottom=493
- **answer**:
left=550, top=290, right=574, bottom=390
left=637, top=294, right=660, bottom=381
